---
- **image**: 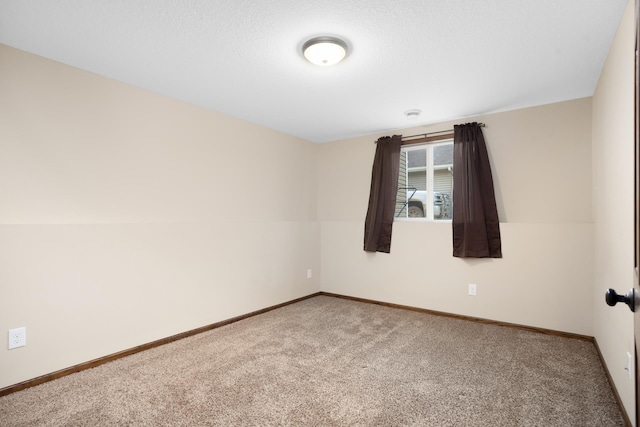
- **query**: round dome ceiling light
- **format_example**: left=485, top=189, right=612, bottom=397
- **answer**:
left=302, top=36, right=348, bottom=66
left=405, top=109, right=422, bottom=119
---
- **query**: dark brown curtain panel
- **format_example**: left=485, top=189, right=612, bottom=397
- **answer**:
left=452, top=123, right=502, bottom=258
left=364, top=135, right=402, bottom=253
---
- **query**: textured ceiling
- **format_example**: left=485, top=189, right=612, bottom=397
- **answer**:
left=0, top=0, right=629, bottom=143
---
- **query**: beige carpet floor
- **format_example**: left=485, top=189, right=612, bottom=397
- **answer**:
left=0, top=295, right=626, bottom=426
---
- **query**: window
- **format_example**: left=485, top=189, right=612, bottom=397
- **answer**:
left=395, top=140, right=453, bottom=220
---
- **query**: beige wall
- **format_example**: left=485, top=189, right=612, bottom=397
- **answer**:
left=319, top=98, right=594, bottom=335
left=0, top=45, right=320, bottom=389
left=592, top=0, right=636, bottom=421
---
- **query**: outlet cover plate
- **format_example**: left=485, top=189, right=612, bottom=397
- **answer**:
left=8, top=327, right=26, bottom=350
left=468, top=284, right=477, bottom=296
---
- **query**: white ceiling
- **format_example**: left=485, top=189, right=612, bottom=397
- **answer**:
left=0, top=0, right=628, bottom=143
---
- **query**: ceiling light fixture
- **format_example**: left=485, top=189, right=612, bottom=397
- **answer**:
left=302, top=36, right=348, bottom=66
left=405, top=109, right=422, bottom=119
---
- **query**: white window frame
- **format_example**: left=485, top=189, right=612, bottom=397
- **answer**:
left=396, top=139, right=453, bottom=222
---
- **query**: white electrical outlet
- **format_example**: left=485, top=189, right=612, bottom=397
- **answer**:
left=307, top=269, right=313, bottom=279
left=626, top=352, right=632, bottom=379
left=8, top=327, right=26, bottom=350
left=468, top=284, right=477, bottom=296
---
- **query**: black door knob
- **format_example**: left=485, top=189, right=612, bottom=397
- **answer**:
left=605, top=288, right=635, bottom=312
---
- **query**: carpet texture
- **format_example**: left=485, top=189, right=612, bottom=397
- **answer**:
left=0, top=296, right=625, bottom=426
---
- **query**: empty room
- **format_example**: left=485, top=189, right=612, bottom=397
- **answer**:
left=0, top=0, right=637, bottom=425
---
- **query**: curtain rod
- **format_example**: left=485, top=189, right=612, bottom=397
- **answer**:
left=400, top=123, right=485, bottom=145
left=374, top=123, right=485, bottom=145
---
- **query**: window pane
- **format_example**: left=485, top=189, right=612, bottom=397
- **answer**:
left=433, top=144, right=453, bottom=220
left=395, top=141, right=453, bottom=220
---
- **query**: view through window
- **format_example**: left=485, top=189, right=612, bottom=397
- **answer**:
left=395, top=141, right=453, bottom=220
